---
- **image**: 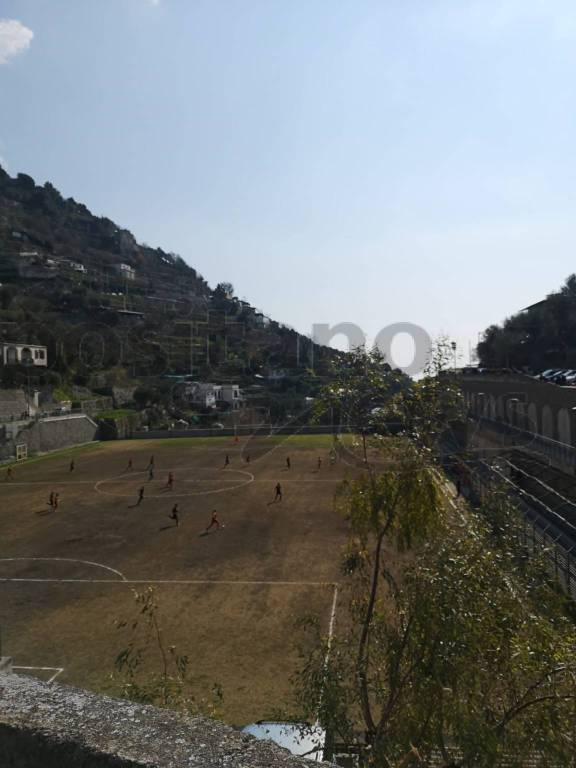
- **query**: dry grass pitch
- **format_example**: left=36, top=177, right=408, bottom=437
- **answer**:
left=0, top=434, right=357, bottom=723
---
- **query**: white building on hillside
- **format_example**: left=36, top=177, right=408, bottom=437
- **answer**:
left=217, top=384, right=244, bottom=409
left=0, top=342, right=48, bottom=367
left=116, top=263, right=136, bottom=281
left=179, top=382, right=244, bottom=410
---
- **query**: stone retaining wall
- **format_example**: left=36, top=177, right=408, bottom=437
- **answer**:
left=0, top=674, right=330, bottom=768
left=0, top=414, right=98, bottom=462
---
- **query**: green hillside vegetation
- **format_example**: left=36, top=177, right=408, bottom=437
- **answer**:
left=478, top=274, right=576, bottom=370
left=0, top=165, right=339, bottom=422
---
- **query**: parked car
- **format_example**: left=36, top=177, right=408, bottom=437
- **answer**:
left=551, top=369, right=574, bottom=385
left=539, top=369, right=562, bottom=381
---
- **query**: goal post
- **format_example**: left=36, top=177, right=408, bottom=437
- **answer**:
left=15, top=444, right=28, bottom=461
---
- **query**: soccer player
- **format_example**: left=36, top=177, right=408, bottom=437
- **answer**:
left=223, top=454, right=230, bottom=469
left=48, top=491, right=55, bottom=510
left=245, top=454, right=251, bottom=464
left=274, top=482, right=283, bottom=502
left=170, top=503, right=179, bottom=527
left=148, top=455, right=155, bottom=470
left=148, top=466, right=154, bottom=482
left=137, top=487, right=145, bottom=505
left=126, top=458, right=133, bottom=472
left=317, top=457, right=322, bottom=470
left=166, top=472, right=174, bottom=490
left=286, top=456, right=291, bottom=470
left=6, top=466, right=13, bottom=481
left=53, top=493, right=60, bottom=511
left=205, top=510, right=222, bottom=532
left=69, top=460, right=75, bottom=472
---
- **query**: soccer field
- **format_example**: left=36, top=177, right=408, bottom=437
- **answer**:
left=0, top=434, right=355, bottom=723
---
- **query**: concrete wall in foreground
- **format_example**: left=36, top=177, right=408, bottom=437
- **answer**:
left=0, top=673, right=329, bottom=768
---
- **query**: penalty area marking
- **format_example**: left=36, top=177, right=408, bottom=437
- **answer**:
left=0, top=557, right=127, bottom=582
left=13, top=666, right=64, bottom=684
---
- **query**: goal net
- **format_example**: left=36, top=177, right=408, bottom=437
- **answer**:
left=16, top=444, right=28, bottom=461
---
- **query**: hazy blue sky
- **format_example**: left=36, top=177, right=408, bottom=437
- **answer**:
left=2, top=0, right=576, bottom=368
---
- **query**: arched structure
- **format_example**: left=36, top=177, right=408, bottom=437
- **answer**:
left=488, top=394, right=497, bottom=419
left=527, top=402, right=539, bottom=434
left=542, top=405, right=555, bottom=439
left=558, top=408, right=571, bottom=446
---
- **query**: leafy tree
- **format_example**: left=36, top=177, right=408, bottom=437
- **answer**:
left=314, top=347, right=406, bottom=462
left=390, top=337, right=465, bottom=452
left=478, top=273, right=576, bottom=370
left=297, top=480, right=576, bottom=766
left=295, top=345, right=576, bottom=766
left=214, top=282, right=234, bottom=299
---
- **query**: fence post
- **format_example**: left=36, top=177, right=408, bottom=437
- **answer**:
left=555, top=546, right=559, bottom=582
left=523, top=516, right=527, bottom=549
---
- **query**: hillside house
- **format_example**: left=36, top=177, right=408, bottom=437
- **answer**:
left=0, top=342, right=48, bottom=367
left=115, top=263, right=136, bottom=281
left=218, top=384, right=244, bottom=410
left=253, top=312, right=270, bottom=328
left=177, top=382, right=244, bottom=410
left=63, top=260, right=87, bottom=274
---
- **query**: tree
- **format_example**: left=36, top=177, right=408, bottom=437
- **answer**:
left=295, top=345, right=576, bottom=767
left=314, top=347, right=406, bottom=463
left=112, top=587, right=223, bottom=717
left=390, top=336, right=465, bottom=452
left=477, top=273, right=576, bottom=370
left=214, top=282, right=234, bottom=299
left=297, top=480, right=576, bottom=766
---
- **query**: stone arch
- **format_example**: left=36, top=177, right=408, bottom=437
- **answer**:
left=514, top=404, right=527, bottom=430
left=542, top=405, right=554, bottom=439
left=527, top=402, right=539, bottom=434
left=557, top=408, right=571, bottom=446
left=20, top=347, right=32, bottom=363
left=6, top=346, right=18, bottom=364
left=496, top=396, right=505, bottom=420
left=488, top=394, right=496, bottom=419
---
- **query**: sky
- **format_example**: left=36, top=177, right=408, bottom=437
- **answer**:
left=2, top=0, right=576, bottom=370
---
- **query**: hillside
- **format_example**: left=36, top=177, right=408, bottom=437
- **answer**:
left=0, top=166, right=336, bottom=423
left=478, top=274, right=576, bottom=371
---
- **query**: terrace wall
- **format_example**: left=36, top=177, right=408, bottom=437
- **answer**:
left=0, top=673, right=328, bottom=768
left=0, top=414, right=98, bottom=462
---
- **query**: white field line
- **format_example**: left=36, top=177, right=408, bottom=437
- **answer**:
left=326, top=583, right=339, bottom=655
left=1, top=480, right=99, bottom=486
left=94, top=467, right=255, bottom=498
left=0, top=557, right=127, bottom=581
left=316, top=583, right=339, bottom=718
left=13, top=666, right=64, bottom=683
left=0, top=477, right=341, bottom=488
left=0, top=576, right=337, bottom=586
